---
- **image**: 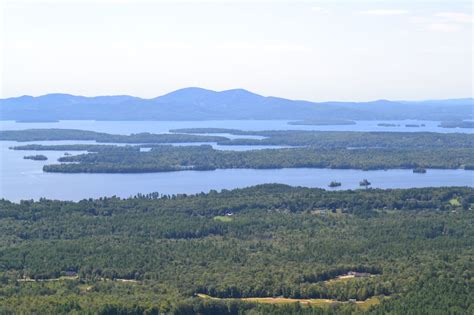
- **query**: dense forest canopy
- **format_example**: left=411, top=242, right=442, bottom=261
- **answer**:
left=0, top=129, right=227, bottom=143
left=170, top=128, right=474, bottom=148
left=0, top=185, right=472, bottom=314
left=4, top=128, right=474, bottom=148
left=4, top=129, right=474, bottom=173
left=37, top=145, right=474, bottom=173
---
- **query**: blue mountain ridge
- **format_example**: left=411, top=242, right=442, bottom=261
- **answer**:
left=1, top=87, right=472, bottom=121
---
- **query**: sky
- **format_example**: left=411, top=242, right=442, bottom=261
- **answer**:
left=0, top=0, right=472, bottom=101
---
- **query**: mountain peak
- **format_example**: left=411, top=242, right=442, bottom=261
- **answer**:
left=156, top=87, right=216, bottom=100
left=219, top=88, right=262, bottom=98
left=154, top=87, right=263, bottom=105
left=368, top=99, right=399, bottom=105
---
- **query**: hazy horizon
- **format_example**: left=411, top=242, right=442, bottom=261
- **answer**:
left=2, top=0, right=472, bottom=101
left=1, top=86, right=473, bottom=103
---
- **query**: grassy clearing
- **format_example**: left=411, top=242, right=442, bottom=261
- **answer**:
left=17, top=276, right=79, bottom=282
left=325, top=274, right=378, bottom=284
left=324, top=274, right=355, bottom=284
left=196, top=293, right=382, bottom=309
left=213, top=215, right=233, bottom=222
left=242, top=297, right=335, bottom=306
left=197, top=294, right=334, bottom=305
left=449, top=198, right=461, bottom=206
left=78, top=284, right=94, bottom=293
left=357, top=296, right=383, bottom=311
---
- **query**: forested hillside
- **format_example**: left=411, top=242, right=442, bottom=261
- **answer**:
left=0, top=185, right=472, bottom=314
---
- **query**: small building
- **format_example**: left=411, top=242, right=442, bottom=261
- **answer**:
left=64, top=271, right=77, bottom=277
left=355, top=272, right=371, bottom=277
left=347, top=271, right=371, bottom=277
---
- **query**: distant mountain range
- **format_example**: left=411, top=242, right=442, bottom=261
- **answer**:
left=0, top=87, right=472, bottom=121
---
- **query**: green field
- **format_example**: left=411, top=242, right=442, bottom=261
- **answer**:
left=213, top=215, right=234, bottom=222
left=196, top=292, right=384, bottom=309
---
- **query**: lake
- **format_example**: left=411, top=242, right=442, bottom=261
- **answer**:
left=1, top=119, right=473, bottom=134
left=1, top=120, right=472, bottom=201
left=1, top=140, right=472, bottom=202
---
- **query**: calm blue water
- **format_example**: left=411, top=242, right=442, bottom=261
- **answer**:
left=0, top=139, right=472, bottom=202
left=1, top=119, right=472, bottom=134
left=0, top=120, right=472, bottom=201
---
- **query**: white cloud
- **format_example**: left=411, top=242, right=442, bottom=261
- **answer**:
left=409, top=16, right=430, bottom=24
left=410, top=12, right=471, bottom=33
left=359, top=9, right=409, bottom=16
left=426, top=23, right=461, bottom=33
left=311, top=6, right=329, bottom=14
left=435, top=12, right=473, bottom=24
left=218, top=41, right=310, bottom=54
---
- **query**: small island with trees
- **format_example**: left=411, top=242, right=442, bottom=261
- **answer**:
left=328, top=181, right=342, bottom=188
left=413, top=167, right=427, bottom=174
left=359, top=179, right=371, bottom=187
left=23, top=154, right=48, bottom=161
left=377, top=123, right=399, bottom=127
left=439, top=121, right=474, bottom=129
left=405, top=124, right=426, bottom=128
left=288, top=120, right=356, bottom=126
